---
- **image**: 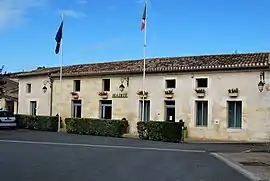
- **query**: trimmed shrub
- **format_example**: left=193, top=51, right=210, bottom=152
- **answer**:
left=65, top=118, right=129, bottom=138
left=15, top=114, right=58, bottom=132
left=137, top=121, right=183, bottom=142
left=137, top=121, right=148, bottom=139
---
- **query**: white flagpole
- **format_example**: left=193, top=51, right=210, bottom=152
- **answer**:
left=142, top=0, right=147, bottom=122
left=58, top=14, right=64, bottom=132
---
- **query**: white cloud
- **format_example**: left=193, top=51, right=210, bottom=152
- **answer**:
left=0, top=0, right=47, bottom=30
left=58, top=9, right=87, bottom=18
left=77, top=0, right=88, bottom=4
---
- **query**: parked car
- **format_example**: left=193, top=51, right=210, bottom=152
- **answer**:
left=0, top=110, right=17, bottom=129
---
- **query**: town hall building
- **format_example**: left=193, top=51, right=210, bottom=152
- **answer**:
left=13, top=52, right=270, bottom=141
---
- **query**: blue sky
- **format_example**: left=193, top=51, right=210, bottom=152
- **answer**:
left=0, top=0, right=270, bottom=72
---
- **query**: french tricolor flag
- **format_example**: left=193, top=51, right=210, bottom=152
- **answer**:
left=141, top=2, right=146, bottom=31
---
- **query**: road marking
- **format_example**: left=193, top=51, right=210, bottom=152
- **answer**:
left=0, top=139, right=206, bottom=153
left=210, top=153, right=262, bottom=181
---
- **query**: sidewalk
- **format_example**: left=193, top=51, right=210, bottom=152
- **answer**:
left=123, top=134, right=270, bottom=146
left=184, top=138, right=270, bottom=145
left=218, top=152, right=270, bottom=181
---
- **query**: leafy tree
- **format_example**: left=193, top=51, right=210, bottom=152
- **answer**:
left=0, top=65, right=7, bottom=97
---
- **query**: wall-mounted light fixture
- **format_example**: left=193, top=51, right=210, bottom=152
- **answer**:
left=42, top=73, right=54, bottom=93
left=119, top=84, right=125, bottom=92
left=42, top=73, right=54, bottom=116
left=258, top=71, right=265, bottom=92
left=119, top=77, right=129, bottom=92
left=42, top=85, right=47, bottom=93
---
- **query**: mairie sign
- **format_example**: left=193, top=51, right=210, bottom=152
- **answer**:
left=112, top=93, right=128, bottom=98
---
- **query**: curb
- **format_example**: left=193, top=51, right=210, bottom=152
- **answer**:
left=185, top=141, right=269, bottom=146
left=245, top=149, right=270, bottom=153
left=210, top=153, right=262, bottom=181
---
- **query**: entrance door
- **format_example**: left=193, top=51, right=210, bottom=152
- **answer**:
left=100, top=100, right=112, bottom=119
left=165, top=100, right=175, bottom=122
left=72, top=100, right=82, bottom=118
left=139, top=100, right=150, bottom=122
left=30, top=101, right=37, bottom=115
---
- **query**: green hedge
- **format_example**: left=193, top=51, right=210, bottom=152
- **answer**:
left=137, top=121, right=183, bottom=142
left=65, top=118, right=129, bottom=137
left=137, top=121, right=149, bottom=140
left=15, top=114, right=58, bottom=132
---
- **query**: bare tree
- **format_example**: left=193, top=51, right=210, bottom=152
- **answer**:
left=0, top=65, right=7, bottom=97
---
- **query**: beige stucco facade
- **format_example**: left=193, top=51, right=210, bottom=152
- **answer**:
left=44, top=69, right=270, bottom=142
left=18, top=75, right=52, bottom=116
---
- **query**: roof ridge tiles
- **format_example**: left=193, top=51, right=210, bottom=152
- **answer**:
left=12, top=52, right=270, bottom=77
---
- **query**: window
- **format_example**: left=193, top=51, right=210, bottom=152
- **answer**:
left=100, top=100, right=112, bottom=119
left=72, top=100, right=82, bottom=118
left=26, top=84, right=31, bottom=93
left=196, top=78, right=208, bottom=88
left=102, top=79, right=110, bottom=91
left=228, top=101, right=242, bottom=128
left=30, top=101, right=37, bottom=115
left=165, top=100, right=175, bottom=122
left=139, top=100, right=150, bottom=122
left=74, top=80, right=81, bottom=92
left=196, top=101, right=208, bottom=126
left=165, top=79, right=176, bottom=89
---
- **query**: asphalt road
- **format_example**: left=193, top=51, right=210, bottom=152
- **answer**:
left=0, top=129, right=266, bottom=153
left=0, top=130, right=264, bottom=181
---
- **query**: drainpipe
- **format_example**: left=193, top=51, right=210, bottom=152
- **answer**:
left=48, top=73, right=54, bottom=116
left=50, top=82, right=53, bottom=116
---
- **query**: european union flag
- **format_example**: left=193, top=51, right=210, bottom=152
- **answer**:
left=55, top=21, right=63, bottom=54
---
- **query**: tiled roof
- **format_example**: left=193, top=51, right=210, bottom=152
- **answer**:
left=14, top=52, right=270, bottom=77
left=12, top=67, right=60, bottom=77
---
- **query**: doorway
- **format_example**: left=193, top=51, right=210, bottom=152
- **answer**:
left=72, top=100, right=82, bottom=118
left=139, top=100, right=150, bottom=122
left=100, top=100, right=112, bottom=119
left=164, top=100, right=175, bottom=122
left=30, top=101, right=37, bottom=115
